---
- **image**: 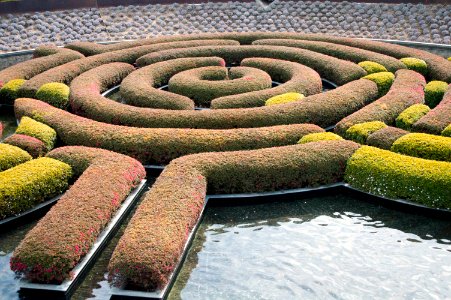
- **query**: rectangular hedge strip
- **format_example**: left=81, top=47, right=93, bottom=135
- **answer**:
left=0, top=157, right=71, bottom=220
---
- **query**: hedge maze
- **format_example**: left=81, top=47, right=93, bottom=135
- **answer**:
left=0, top=32, right=450, bottom=293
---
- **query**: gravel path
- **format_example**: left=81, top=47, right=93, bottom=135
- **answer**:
left=0, top=0, right=450, bottom=53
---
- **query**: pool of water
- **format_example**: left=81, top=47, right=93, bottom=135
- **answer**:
left=0, top=193, right=450, bottom=299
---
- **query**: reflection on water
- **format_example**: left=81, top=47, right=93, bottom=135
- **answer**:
left=169, top=195, right=451, bottom=300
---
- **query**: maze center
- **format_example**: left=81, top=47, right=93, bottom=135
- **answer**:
left=0, top=2, right=451, bottom=299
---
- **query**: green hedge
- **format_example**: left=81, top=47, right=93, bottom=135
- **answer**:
left=335, top=69, right=425, bottom=135
left=345, top=121, right=387, bottom=144
left=362, top=72, right=395, bottom=96
left=11, top=146, right=145, bottom=283
left=395, top=104, right=430, bottom=130
left=400, top=57, right=428, bottom=76
left=16, top=116, right=57, bottom=150
left=345, top=146, right=451, bottom=209
left=413, top=84, right=451, bottom=134
left=120, top=57, right=225, bottom=110
left=443, top=124, right=451, bottom=137
left=3, top=134, right=48, bottom=158
left=0, top=143, right=32, bottom=171
left=253, top=39, right=405, bottom=72
left=18, top=40, right=239, bottom=97
left=425, top=80, right=448, bottom=108
left=0, top=79, right=26, bottom=105
left=358, top=61, right=388, bottom=74
left=298, top=132, right=343, bottom=144
left=391, top=133, right=451, bottom=162
left=136, top=44, right=367, bottom=85
left=68, top=62, right=378, bottom=129
left=16, top=98, right=324, bottom=164
left=108, top=140, right=360, bottom=290
left=0, top=157, right=71, bottom=219
left=168, top=66, right=272, bottom=107
left=265, top=92, right=304, bottom=106
left=366, top=126, right=408, bottom=150
left=36, top=82, right=70, bottom=109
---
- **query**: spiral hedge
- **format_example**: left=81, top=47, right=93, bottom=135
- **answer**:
left=2, top=32, right=451, bottom=291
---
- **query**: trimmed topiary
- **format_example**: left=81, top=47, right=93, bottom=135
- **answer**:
left=443, top=124, right=451, bottom=137
left=3, top=134, right=48, bottom=158
left=265, top=92, right=305, bottom=106
left=358, top=61, right=388, bottom=74
left=366, top=126, right=408, bottom=150
left=0, top=157, right=72, bottom=219
left=0, top=143, right=32, bottom=171
left=362, top=72, right=395, bottom=96
left=345, top=146, right=451, bottom=209
left=400, top=57, right=428, bottom=76
left=396, top=104, right=430, bottom=130
left=424, top=80, right=448, bottom=108
left=391, top=133, right=451, bottom=162
left=36, top=82, right=70, bottom=109
left=298, top=132, right=342, bottom=144
left=16, top=116, right=57, bottom=150
left=0, top=79, right=26, bottom=105
left=345, top=121, right=387, bottom=144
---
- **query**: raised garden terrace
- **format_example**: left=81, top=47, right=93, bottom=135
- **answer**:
left=0, top=1, right=451, bottom=299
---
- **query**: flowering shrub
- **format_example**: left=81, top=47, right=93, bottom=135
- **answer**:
left=335, top=70, right=425, bottom=135
left=0, top=157, right=71, bottom=219
left=11, top=146, right=145, bottom=283
left=395, top=104, right=430, bottom=130
left=265, top=92, right=305, bottom=106
left=424, top=80, right=448, bottom=108
left=298, top=132, right=343, bottom=144
left=36, top=82, right=70, bottom=109
left=0, top=79, right=26, bottom=105
left=16, top=116, right=57, bottom=150
left=109, top=140, right=360, bottom=290
left=345, top=121, right=387, bottom=144
left=3, top=134, right=48, bottom=158
left=400, top=57, right=428, bottom=76
left=358, top=61, right=388, bottom=74
left=391, top=133, right=451, bottom=162
left=345, top=146, right=451, bottom=209
left=0, top=143, right=32, bottom=171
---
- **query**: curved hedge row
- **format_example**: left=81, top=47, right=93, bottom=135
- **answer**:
left=0, top=46, right=84, bottom=89
left=335, top=69, right=426, bottom=135
left=425, top=80, right=448, bottom=108
left=366, top=126, right=408, bottom=150
left=211, top=57, right=321, bottom=109
left=136, top=45, right=367, bottom=86
left=391, top=133, right=451, bottom=162
left=0, top=157, right=72, bottom=220
left=0, top=143, right=32, bottom=171
left=11, top=146, right=145, bottom=283
left=395, top=104, right=430, bottom=131
left=252, top=39, right=406, bottom=72
left=345, top=146, right=451, bottom=209
left=345, top=121, right=387, bottom=144
left=16, top=116, right=57, bottom=151
left=412, top=83, right=451, bottom=134
left=120, top=57, right=225, bottom=110
left=68, top=62, right=377, bottom=129
left=3, top=134, right=48, bottom=158
left=168, top=66, right=272, bottom=107
left=18, top=40, right=239, bottom=98
left=108, top=140, right=360, bottom=290
left=0, top=79, right=26, bottom=105
left=65, top=32, right=451, bottom=82
left=298, top=132, right=343, bottom=144
left=15, top=98, right=324, bottom=164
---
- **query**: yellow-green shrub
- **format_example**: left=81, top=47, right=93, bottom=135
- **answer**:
left=0, top=79, right=26, bottom=105
left=36, top=82, right=70, bottom=109
left=345, top=121, right=387, bottom=144
left=298, top=132, right=342, bottom=144
left=391, top=133, right=451, bottom=162
left=362, top=72, right=395, bottom=96
left=0, top=143, right=32, bottom=171
left=0, top=157, right=72, bottom=219
left=265, top=92, right=305, bottom=106
left=424, top=80, right=448, bottom=108
left=400, top=57, right=428, bottom=76
left=395, top=104, right=430, bottom=130
left=442, top=124, right=451, bottom=137
left=358, top=61, right=388, bottom=74
left=345, top=146, right=451, bottom=209
left=16, top=117, right=57, bottom=150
